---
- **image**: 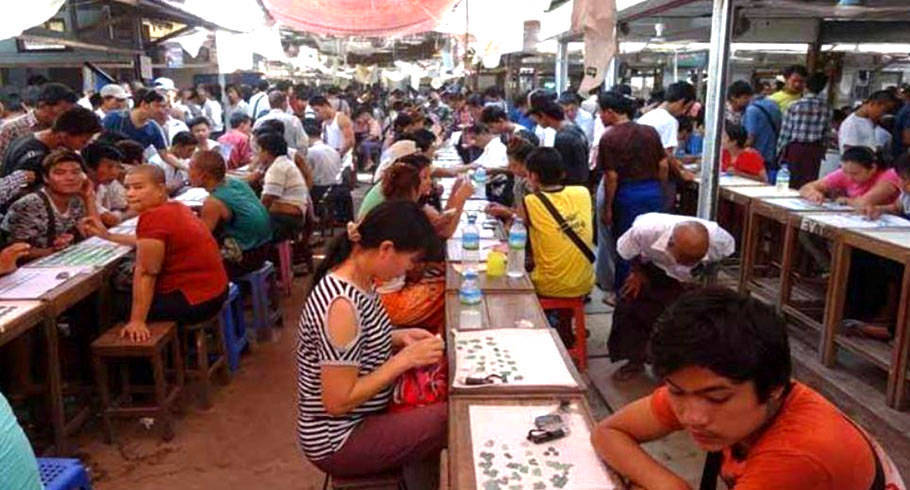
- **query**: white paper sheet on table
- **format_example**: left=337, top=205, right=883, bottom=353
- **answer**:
left=0, top=301, right=42, bottom=334
left=452, top=329, right=578, bottom=388
left=463, top=200, right=489, bottom=212
left=173, top=187, right=209, bottom=204
left=768, top=198, right=853, bottom=212
left=469, top=403, right=618, bottom=489
left=803, top=213, right=910, bottom=230
left=0, top=267, right=91, bottom=299
left=27, top=237, right=132, bottom=268
left=718, top=175, right=766, bottom=187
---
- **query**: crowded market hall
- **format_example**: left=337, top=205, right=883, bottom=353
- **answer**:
left=3, top=0, right=910, bottom=488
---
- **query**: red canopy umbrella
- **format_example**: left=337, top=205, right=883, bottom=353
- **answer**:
left=261, top=0, right=460, bottom=37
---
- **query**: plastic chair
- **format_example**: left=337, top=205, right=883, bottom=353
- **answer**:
left=220, top=282, right=248, bottom=372
left=276, top=241, right=294, bottom=297
left=38, top=457, right=92, bottom=490
left=538, top=296, right=587, bottom=371
left=236, top=261, right=281, bottom=333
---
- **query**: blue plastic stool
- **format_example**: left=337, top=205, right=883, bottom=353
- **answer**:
left=236, top=261, right=280, bottom=333
left=38, top=458, right=92, bottom=490
left=220, top=282, right=248, bottom=372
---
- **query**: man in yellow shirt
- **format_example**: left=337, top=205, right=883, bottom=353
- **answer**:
left=768, top=65, right=807, bottom=115
left=520, top=147, right=595, bottom=299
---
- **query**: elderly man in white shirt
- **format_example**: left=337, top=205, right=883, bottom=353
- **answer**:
left=253, top=90, right=308, bottom=152
left=608, top=212, right=735, bottom=381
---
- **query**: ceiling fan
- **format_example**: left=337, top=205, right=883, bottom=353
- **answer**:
left=753, top=0, right=910, bottom=19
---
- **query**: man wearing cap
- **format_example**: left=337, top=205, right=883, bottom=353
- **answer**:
left=96, top=84, right=130, bottom=119
left=0, top=83, right=76, bottom=160
left=528, top=101, right=590, bottom=186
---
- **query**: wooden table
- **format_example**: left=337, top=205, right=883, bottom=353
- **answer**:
left=823, top=229, right=910, bottom=409
left=0, top=301, right=46, bottom=347
left=19, top=236, right=134, bottom=453
left=445, top=291, right=550, bottom=334
left=447, top=395, right=624, bottom=489
left=445, top=263, right=535, bottom=293
left=717, top=185, right=801, bottom=257
left=40, top=271, right=106, bottom=454
left=779, top=212, right=910, bottom=338
left=446, top=328, right=586, bottom=398
left=739, top=197, right=852, bottom=303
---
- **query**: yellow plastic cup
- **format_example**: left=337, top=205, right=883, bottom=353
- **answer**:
left=486, top=251, right=507, bottom=277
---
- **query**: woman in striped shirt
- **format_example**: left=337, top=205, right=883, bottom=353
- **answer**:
left=297, top=200, right=446, bottom=485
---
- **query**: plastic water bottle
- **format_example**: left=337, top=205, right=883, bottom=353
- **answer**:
left=473, top=166, right=487, bottom=200
left=507, top=218, right=527, bottom=279
left=462, top=214, right=480, bottom=271
left=776, top=164, right=791, bottom=191
left=459, top=269, right=483, bottom=329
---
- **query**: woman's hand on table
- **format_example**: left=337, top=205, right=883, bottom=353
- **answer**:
left=861, top=205, right=883, bottom=220
left=801, top=188, right=825, bottom=204
left=0, top=243, right=30, bottom=275
left=121, top=321, right=151, bottom=342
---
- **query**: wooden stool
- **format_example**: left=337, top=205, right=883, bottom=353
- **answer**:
left=91, top=322, right=183, bottom=443
left=181, top=316, right=230, bottom=409
left=539, top=296, right=588, bottom=371
left=322, top=469, right=406, bottom=490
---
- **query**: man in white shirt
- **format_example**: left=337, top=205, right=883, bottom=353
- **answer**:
left=839, top=90, right=899, bottom=155
left=248, top=80, right=271, bottom=120
left=257, top=131, right=310, bottom=241
left=469, top=124, right=508, bottom=169
left=253, top=91, right=308, bottom=152
left=303, top=121, right=342, bottom=202
left=637, top=81, right=698, bottom=208
left=608, top=212, right=735, bottom=380
left=148, top=131, right=197, bottom=194
left=188, top=116, right=222, bottom=155
left=197, top=84, right=224, bottom=134
left=559, top=91, right=595, bottom=145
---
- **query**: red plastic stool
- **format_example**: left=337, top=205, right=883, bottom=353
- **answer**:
left=276, top=240, right=293, bottom=297
left=538, top=296, right=587, bottom=371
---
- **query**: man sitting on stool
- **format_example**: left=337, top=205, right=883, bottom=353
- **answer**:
left=608, top=213, right=734, bottom=380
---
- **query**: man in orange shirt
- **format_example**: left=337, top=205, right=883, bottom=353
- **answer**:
left=592, top=287, right=886, bottom=490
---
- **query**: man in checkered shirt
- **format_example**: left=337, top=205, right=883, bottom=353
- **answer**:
left=776, top=72, right=831, bottom=189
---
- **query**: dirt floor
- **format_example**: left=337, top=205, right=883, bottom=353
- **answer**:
left=72, top=275, right=328, bottom=490
left=67, top=175, right=704, bottom=489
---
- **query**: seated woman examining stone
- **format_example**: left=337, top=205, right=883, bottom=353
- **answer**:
left=297, top=200, right=446, bottom=488
left=1, top=149, right=100, bottom=258
left=368, top=158, right=474, bottom=332
left=83, top=165, right=228, bottom=342
left=189, top=150, right=273, bottom=278
left=800, top=147, right=902, bottom=340
left=593, top=287, right=893, bottom=490
left=800, top=146, right=900, bottom=207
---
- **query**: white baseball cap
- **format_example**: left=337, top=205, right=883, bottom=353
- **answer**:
left=153, top=77, right=177, bottom=92
left=100, top=84, right=130, bottom=100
